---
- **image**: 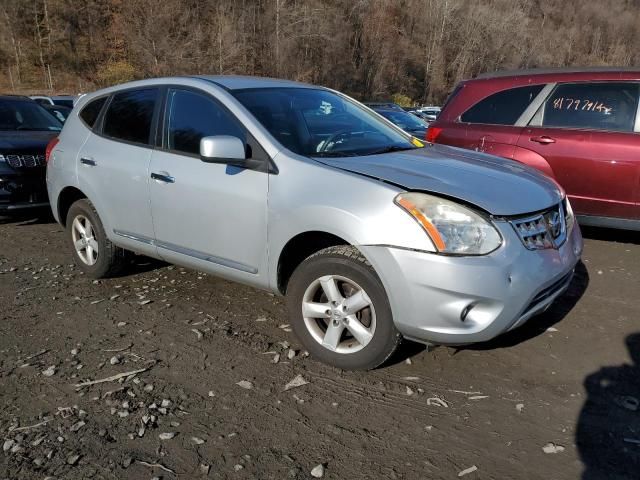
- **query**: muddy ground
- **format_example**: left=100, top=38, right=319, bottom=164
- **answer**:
left=0, top=214, right=638, bottom=480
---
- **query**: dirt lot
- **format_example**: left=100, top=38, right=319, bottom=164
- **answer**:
left=0, top=214, right=638, bottom=480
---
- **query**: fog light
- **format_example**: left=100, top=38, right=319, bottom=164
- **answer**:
left=460, top=303, right=475, bottom=322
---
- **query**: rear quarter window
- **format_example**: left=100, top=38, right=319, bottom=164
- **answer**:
left=461, top=85, right=544, bottom=125
left=79, top=97, right=107, bottom=129
left=540, top=82, right=639, bottom=132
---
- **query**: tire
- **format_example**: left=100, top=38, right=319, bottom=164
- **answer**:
left=66, top=198, right=126, bottom=278
left=286, top=245, right=401, bottom=370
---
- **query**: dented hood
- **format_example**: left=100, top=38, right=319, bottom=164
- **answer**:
left=316, top=144, right=563, bottom=216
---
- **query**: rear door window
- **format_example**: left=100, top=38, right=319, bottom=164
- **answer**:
left=103, top=88, right=159, bottom=145
left=461, top=85, right=544, bottom=125
left=540, top=82, right=639, bottom=132
left=165, top=89, right=245, bottom=156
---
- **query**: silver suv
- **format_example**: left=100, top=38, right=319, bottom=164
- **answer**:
left=46, top=76, right=583, bottom=370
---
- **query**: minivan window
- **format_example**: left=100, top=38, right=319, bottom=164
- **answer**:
left=79, top=97, right=107, bottom=129
left=166, top=89, right=244, bottom=156
left=461, top=85, right=544, bottom=125
left=540, top=82, right=639, bottom=132
left=103, top=89, right=159, bottom=145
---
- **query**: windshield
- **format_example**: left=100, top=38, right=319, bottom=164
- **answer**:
left=0, top=100, right=63, bottom=131
left=376, top=110, right=426, bottom=130
left=232, top=88, right=417, bottom=157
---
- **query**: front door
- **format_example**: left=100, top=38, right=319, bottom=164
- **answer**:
left=518, top=82, right=640, bottom=219
left=148, top=88, right=269, bottom=285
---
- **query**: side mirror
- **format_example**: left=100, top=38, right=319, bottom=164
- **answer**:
left=200, top=136, right=246, bottom=165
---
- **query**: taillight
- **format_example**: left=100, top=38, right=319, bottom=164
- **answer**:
left=425, top=126, right=443, bottom=143
left=45, top=137, right=59, bottom=163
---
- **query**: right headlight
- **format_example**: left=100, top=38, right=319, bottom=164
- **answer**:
left=395, top=192, right=502, bottom=255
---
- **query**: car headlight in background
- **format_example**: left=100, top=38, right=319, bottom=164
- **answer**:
left=395, top=192, right=502, bottom=255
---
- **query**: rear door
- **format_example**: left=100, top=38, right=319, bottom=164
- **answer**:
left=518, top=82, right=640, bottom=219
left=459, top=84, right=547, bottom=159
left=77, top=88, right=160, bottom=253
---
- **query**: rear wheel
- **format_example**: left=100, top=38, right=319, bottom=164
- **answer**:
left=66, top=199, right=126, bottom=278
left=286, top=246, right=401, bottom=370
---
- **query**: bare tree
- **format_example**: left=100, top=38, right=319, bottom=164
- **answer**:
left=1, top=0, right=639, bottom=101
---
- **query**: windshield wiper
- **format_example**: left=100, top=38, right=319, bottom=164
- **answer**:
left=364, top=145, right=417, bottom=156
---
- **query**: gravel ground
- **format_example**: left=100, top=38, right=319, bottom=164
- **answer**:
left=0, top=214, right=638, bottom=480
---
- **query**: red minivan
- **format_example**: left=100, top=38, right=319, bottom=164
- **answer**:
left=428, top=68, right=640, bottom=230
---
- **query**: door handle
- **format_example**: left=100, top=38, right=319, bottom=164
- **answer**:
left=151, top=172, right=175, bottom=183
left=80, top=157, right=97, bottom=166
left=530, top=136, right=556, bottom=145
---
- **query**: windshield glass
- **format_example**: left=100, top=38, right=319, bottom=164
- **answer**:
left=232, top=88, right=417, bottom=157
left=376, top=110, right=426, bottom=130
left=0, top=100, right=63, bottom=131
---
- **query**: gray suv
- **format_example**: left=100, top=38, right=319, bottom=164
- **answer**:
left=47, top=76, right=583, bottom=370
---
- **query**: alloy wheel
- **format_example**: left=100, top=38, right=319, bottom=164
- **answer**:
left=301, top=274, right=376, bottom=354
left=71, top=214, right=99, bottom=266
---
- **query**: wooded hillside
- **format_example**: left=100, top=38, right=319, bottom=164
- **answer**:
left=1, top=0, right=639, bottom=104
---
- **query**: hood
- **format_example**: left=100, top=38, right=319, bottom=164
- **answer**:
left=316, top=144, right=563, bottom=216
left=0, top=131, right=58, bottom=153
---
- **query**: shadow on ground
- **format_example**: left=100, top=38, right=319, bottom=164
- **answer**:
left=119, top=254, right=169, bottom=277
left=581, top=225, right=640, bottom=245
left=577, top=333, right=640, bottom=479
left=0, top=210, right=55, bottom=226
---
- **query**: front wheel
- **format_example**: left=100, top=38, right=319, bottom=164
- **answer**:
left=286, top=246, right=401, bottom=370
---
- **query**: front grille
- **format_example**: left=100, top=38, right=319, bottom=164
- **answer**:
left=5, top=154, right=46, bottom=168
left=510, top=203, right=566, bottom=250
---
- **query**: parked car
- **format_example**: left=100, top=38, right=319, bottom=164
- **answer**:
left=0, top=95, right=62, bottom=214
left=41, top=103, right=72, bottom=124
left=428, top=68, right=640, bottom=230
left=47, top=76, right=582, bottom=370
left=407, top=109, right=432, bottom=123
left=369, top=106, right=428, bottom=138
left=30, top=95, right=76, bottom=109
left=418, top=106, right=441, bottom=122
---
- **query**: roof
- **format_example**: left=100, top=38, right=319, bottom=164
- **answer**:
left=195, top=75, right=317, bottom=90
left=475, top=66, right=640, bottom=80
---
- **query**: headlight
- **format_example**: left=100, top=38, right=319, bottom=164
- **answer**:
left=0, top=155, right=5, bottom=163
left=395, top=192, right=502, bottom=255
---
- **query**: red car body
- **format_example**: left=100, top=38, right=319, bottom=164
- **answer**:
left=428, top=68, right=640, bottom=230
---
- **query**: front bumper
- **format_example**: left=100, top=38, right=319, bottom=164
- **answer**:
left=0, top=174, right=50, bottom=213
left=360, top=220, right=583, bottom=345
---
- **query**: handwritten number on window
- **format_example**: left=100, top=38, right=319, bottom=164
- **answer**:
left=551, top=97, right=613, bottom=114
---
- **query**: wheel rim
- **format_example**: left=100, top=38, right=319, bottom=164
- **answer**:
left=302, top=275, right=376, bottom=354
left=71, top=214, right=99, bottom=266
